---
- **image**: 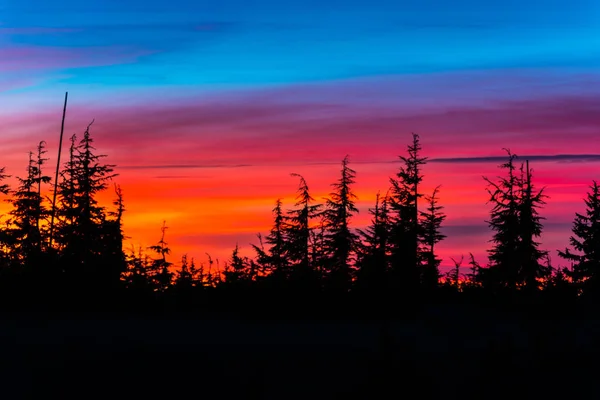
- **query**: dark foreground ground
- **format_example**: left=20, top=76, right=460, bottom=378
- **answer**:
left=1, top=303, right=599, bottom=399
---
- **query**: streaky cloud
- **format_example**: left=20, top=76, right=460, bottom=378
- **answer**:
left=120, top=164, right=253, bottom=170
left=117, top=154, right=600, bottom=171
left=430, top=154, right=600, bottom=163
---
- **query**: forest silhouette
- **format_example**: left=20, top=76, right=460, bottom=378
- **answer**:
left=1, top=120, right=600, bottom=399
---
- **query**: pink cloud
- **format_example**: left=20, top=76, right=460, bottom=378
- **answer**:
left=5, top=85, right=600, bottom=175
left=61, top=92, right=600, bottom=170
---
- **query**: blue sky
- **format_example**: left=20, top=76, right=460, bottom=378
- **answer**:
left=2, top=0, right=599, bottom=92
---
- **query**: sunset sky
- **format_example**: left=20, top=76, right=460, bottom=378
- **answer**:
left=1, top=0, right=600, bottom=272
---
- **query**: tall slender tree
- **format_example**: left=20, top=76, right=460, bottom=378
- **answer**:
left=322, top=156, right=359, bottom=292
left=102, top=184, right=128, bottom=286
left=355, top=192, right=391, bottom=293
left=148, top=221, right=173, bottom=292
left=252, top=199, right=288, bottom=279
left=7, top=142, right=51, bottom=268
left=483, top=150, right=549, bottom=291
left=558, top=181, right=600, bottom=292
left=54, top=134, right=78, bottom=249
left=516, top=161, right=550, bottom=290
left=55, top=123, right=118, bottom=286
left=284, top=174, right=321, bottom=289
left=420, top=185, right=446, bottom=289
left=483, top=150, right=521, bottom=290
left=223, top=243, right=250, bottom=286
left=388, top=133, right=427, bottom=292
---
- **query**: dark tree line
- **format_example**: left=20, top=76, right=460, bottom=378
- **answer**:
left=0, top=124, right=598, bottom=311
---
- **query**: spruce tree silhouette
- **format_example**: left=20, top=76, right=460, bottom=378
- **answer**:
left=284, top=173, right=321, bottom=292
left=558, top=180, right=600, bottom=297
left=251, top=198, right=289, bottom=284
left=388, top=133, right=427, bottom=295
left=516, top=160, right=550, bottom=291
left=321, top=155, right=359, bottom=293
left=54, top=122, right=118, bottom=294
left=483, top=150, right=549, bottom=293
left=7, top=142, right=51, bottom=274
left=102, top=183, right=128, bottom=291
left=482, top=149, right=521, bottom=291
left=148, top=221, right=174, bottom=292
left=420, top=185, right=446, bottom=290
left=223, top=243, right=250, bottom=286
left=54, top=134, right=78, bottom=250
left=356, top=192, right=390, bottom=295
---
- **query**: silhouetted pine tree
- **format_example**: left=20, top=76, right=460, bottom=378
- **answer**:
left=251, top=199, right=289, bottom=280
left=55, top=123, right=118, bottom=288
left=321, top=156, right=359, bottom=293
left=355, top=192, right=391, bottom=293
left=251, top=233, right=268, bottom=275
left=54, top=134, right=78, bottom=248
left=7, top=142, right=51, bottom=269
left=482, top=150, right=522, bottom=290
left=388, top=133, right=427, bottom=293
left=558, top=181, right=600, bottom=294
left=483, top=151, right=549, bottom=291
left=223, top=244, right=252, bottom=288
left=284, top=174, right=321, bottom=289
left=148, top=221, right=173, bottom=292
left=516, top=161, right=550, bottom=290
left=419, top=185, right=446, bottom=289
left=101, top=184, right=127, bottom=287
left=174, top=254, right=202, bottom=290
left=122, top=245, right=154, bottom=292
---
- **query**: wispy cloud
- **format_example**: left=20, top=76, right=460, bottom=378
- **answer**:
left=117, top=154, right=600, bottom=170
left=430, top=154, right=600, bottom=164
left=120, top=164, right=253, bottom=170
left=5, top=76, right=600, bottom=172
left=0, top=26, right=80, bottom=34
left=86, top=91, right=600, bottom=169
left=0, top=46, right=153, bottom=72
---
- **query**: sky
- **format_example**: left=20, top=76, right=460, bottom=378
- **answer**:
left=1, top=0, right=600, bottom=272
